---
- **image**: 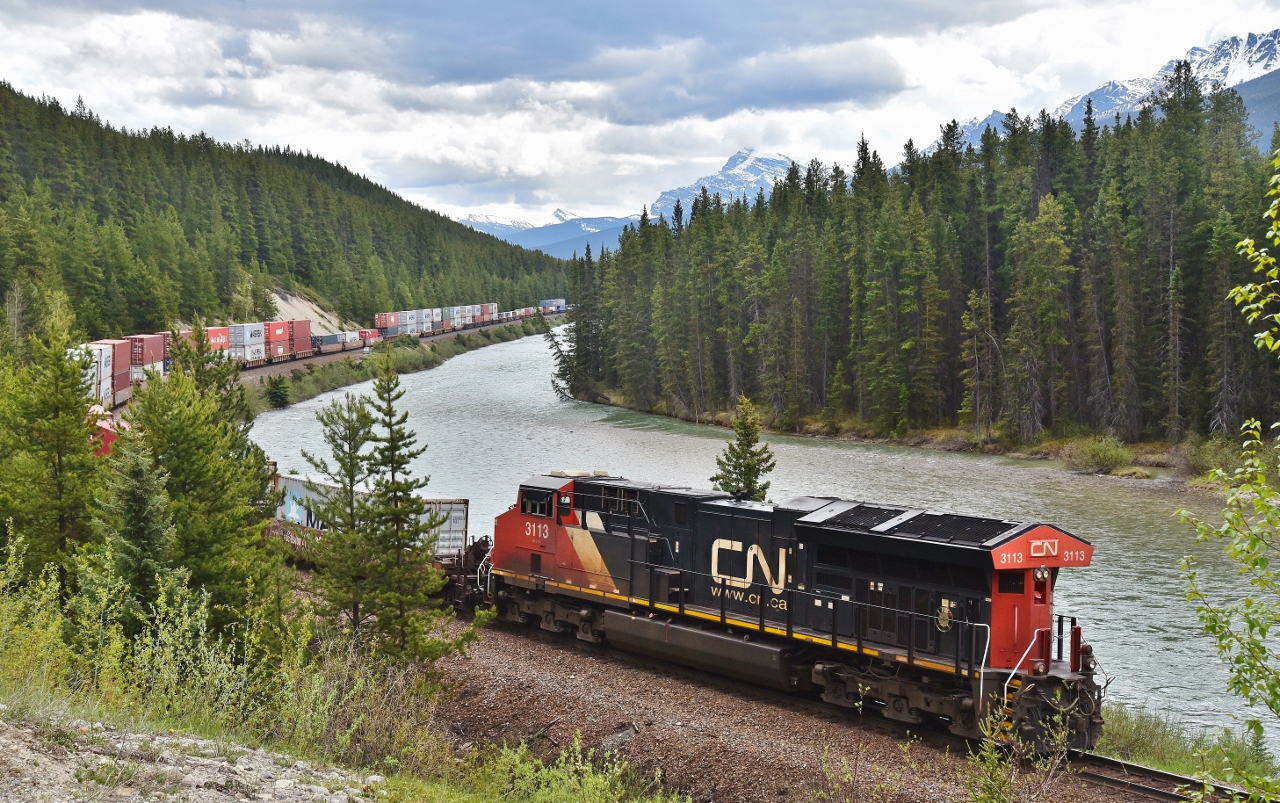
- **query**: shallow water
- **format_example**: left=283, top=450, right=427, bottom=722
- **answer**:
left=252, top=332, right=1264, bottom=741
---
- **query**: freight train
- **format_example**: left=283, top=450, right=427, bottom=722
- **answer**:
left=442, top=472, right=1105, bottom=750
left=73, top=302, right=554, bottom=410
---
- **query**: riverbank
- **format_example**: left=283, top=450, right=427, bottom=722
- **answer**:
left=241, top=318, right=550, bottom=413
left=578, top=390, right=1243, bottom=487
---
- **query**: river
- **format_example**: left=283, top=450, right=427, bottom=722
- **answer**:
left=251, top=331, right=1264, bottom=742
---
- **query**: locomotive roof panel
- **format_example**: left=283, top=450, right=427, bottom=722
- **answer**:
left=520, top=475, right=575, bottom=491
left=796, top=500, right=1093, bottom=568
left=573, top=476, right=732, bottom=500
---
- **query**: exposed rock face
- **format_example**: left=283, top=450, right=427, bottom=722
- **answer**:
left=0, top=715, right=375, bottom=802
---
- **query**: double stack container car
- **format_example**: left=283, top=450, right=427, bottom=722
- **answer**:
left=78, top=300, right=546, bottom=412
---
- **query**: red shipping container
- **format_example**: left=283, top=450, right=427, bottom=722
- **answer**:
left=127, top=334, right=165, bottom=366
left=373, top=312, right=400, bottom=328
left=111, top=370, right=130, bottom=394
left=289, top=319, right=312, bottom=341
left=153, top=331, right=172, bottom=359
left=291, top=338, right=310, bottom=353
left=91, top=339, right=131, bottom=377
left=206, top=327, right=230, bottom=351
left=267, top=339, right=293, bottom=358
left=265, top=321, right=290, bottom=341
left=357, top=329, right=378, bottom=340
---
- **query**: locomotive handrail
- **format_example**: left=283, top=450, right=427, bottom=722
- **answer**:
left=1002, top=628, right=1049, bottom=706
left=601, top=551, right=997, bottom=678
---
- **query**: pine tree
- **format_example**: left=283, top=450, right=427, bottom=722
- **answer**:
left=362, top=360, right=476, bottom=659
left=127, top=369, right=276, bottom=630
left=265, top=375, right=290, bottom=409
left=92, top=428, right=177, bottom=626
left=821, top=359, right=851, bottom=433
left=959, top=290, right=999, bottom=441
left=710, top=397, right=777, bottom=501
left=0, top=292, right=101, bottom=582
left=304, top=393, right=376, bottom=639
left=1003, top=195, right=1074, bottom=441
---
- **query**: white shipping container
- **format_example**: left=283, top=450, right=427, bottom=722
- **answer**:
left=401, top=310, right=419, bottom=324
left=68, top=346, right=99, bottom=400
left=339, top=331, right=360, bottom=343
left=406, top=322, right=422, bottom=334
left=231, top=343, right=267, bottom=362
left=94, top=343, right=113, bottom=379
left=91, top=344, right=113, bottom=406
left=431, top=308, right=442, bottom=321
left=230, top=322, right=265, bottom=345
left=129, top=361, right=165, bottom=382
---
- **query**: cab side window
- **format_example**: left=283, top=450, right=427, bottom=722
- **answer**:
left=521, top=490, right=552, bottom=517
left=997, top=571, right=1025, bottom=594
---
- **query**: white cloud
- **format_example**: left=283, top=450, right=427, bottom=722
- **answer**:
left=0, top=0, right=1278, bottom=224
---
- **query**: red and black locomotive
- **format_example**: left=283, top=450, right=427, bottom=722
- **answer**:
left=465, top=472, right=1104, bottom=748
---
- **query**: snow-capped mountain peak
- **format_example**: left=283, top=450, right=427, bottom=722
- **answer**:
left=459, top=213, right=533, bottom=231
left=1164, top=30, right=1280, bottom=89
left=942, top=28, right=1280, bottom=151
left=649, top=147, right=794, bottom=219
left=552, top=208, right=579, bottom=224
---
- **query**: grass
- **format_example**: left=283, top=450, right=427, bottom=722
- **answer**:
left=1059, top=436, right=1133, bottom=474
left=0, top=537, right=678, bottom=803
left=248, top=320, right=542, bottom=413
left=1095, top=703, right=1277, bottom=781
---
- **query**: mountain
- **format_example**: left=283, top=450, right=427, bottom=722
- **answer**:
left=649, top=148, right=793, bottom=219
left=459, top=208, right=638, bottom=259
left=0, top=83, right=567, bottom=338
left=459, top=213, right=534, bottom=240
left=1234, top=68, right=1280, bottom=140
left=947, top=29, right=1280, bottom=150
left=458, top=148, right=796, bottom=258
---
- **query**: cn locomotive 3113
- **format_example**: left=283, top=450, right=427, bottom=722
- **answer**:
left=464, top=472, right=1105, bottom=748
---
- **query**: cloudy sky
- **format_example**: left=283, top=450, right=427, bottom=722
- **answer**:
left=2, top=0, right=1279, bottom=224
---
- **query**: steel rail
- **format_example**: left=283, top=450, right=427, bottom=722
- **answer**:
left=1070, top=750, right=1252, bottom=802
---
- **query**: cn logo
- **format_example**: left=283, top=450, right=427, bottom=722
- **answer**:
left=1029, top=539, right=1059, bottom=558
left=710, top=539, right=786, bottom=594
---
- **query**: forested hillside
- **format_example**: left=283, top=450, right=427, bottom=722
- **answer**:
left=561, top=63, right=1277, bottom=444
left=0, top=83, right=566, bottom=342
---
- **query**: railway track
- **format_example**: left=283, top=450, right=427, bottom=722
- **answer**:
left=1070, top=751, right=1250, bottom=802
left=491, top=620, right=1249, bottom=802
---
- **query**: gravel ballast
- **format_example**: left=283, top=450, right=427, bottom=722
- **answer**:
left=439, top=623, right=1116, bottom=803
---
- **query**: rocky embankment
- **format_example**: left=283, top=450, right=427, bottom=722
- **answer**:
left=0, top=713, right=377, bottom=802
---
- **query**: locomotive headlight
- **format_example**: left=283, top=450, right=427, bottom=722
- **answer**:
left=1033, top=567, right=1049, bottom=582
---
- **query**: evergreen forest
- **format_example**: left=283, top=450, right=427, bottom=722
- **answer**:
left=0, top=83, right=566, bottom=343
left=560, top=63, right=1278, bottom=444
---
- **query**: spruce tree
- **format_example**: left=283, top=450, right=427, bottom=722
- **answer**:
left=92, top=428, right=177, bottom=626
left=710, top=396, right=777, bottom=502
left=362, top=359, right=471, bottom=660
left=0, top=292, right=101, bottom=582
left=304, top=393, right=376, bottom=639
left=265, top=375, right=290, bottom=408
left=127, top=369, right=275, bottom=630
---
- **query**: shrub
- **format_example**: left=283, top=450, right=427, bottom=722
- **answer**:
left=1187, top=435, right=1280, bottom=485
left=1096, top=703, right=1278, bottom=780
left=1060, top=436, right=1132, bottom=474
left=265, top=376, right=290, bottom=408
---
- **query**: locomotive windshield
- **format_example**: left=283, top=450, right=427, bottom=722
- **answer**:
left=520, top=489, right=552, bottom=517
